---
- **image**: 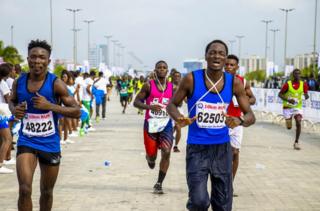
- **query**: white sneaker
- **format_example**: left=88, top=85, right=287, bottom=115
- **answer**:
left=69, top=132, right=78, bottom=137
left=65, top=139, right=75, bottom=144
left=88, top=127, right=96, bottom=132
left=60, top=140, right=67, bottom=145
left=0, top=166, right=14, bottom=174
left=4, top=158, right=16, bottom=165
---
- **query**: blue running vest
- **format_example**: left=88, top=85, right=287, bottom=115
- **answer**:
left=17, top=72, right=60, bottom=152
left=187, top=69, right=233, bottom=145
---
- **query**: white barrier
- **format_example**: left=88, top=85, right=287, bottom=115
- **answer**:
left=251, top=88, right=320, bottom=124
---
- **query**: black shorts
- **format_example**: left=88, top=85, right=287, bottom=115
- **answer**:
left=17, top=146, right=61, bottom=166
left=186, top=142, right=233, bottom=210
left=120, top=96, right=128, bottom=102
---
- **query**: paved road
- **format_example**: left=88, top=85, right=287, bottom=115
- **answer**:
left=1, top=93, right=320, bottom=211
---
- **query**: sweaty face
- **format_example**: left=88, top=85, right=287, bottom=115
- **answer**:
left=28, top=47, right=50, bottom=76
left=293, top=70, right=300, bottom=81
left=62, top=74, right=68, bottom=83
left=154, top=62, right=168, bottom=79
left=225, top=59, right=239, bottom=75
left=205, top=43, right=227, bottom=71
left=172, top=73, right=181, bottom=85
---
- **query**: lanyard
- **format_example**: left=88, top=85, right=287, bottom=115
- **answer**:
left=188, top=70, right=223, bottom=116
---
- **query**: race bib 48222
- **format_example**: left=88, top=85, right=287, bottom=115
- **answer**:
left=22, top=111, right=56, bottom=137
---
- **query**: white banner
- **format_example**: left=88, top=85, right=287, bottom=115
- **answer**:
left=252, top=88, right=320, bottom=123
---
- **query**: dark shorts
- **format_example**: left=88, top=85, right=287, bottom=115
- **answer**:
left=186, top=142, right=233, bottom=211
left=120, top=96, right=128, bottom=102
left=143, top=120, right=173, bottom=157
left=17, top=146, right=61, bottom=166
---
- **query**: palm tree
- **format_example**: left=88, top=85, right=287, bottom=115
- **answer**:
left=0, top=40, right=23, bottom=64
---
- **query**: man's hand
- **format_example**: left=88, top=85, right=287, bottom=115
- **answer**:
left=287, top=98, right=296, bottom=104
left=32, top=92, right=52, bottom=110
left=13, top=101, right=27, bottom=119
left=176, top=116, right=197, bottom=128
left=224, top=113, right=241, bottom=129
left=149, top=104, right=163, bottom=112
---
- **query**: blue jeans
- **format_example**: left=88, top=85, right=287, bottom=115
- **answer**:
left=186, top=142, right=233, bottom=211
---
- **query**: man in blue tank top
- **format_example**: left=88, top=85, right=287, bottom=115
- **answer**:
left=9, top=40, right=81, bottom=211
left=167, top=40, right=255, bottom=211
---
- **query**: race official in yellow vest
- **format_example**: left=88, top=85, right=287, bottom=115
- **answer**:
left=278, top=69, right=309, bottom=150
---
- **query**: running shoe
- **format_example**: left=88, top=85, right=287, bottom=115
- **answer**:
left=293, top=142, right=301, bottom=150
left=153, top=183, right=164, bottom=194
left=173, top=146, right=180, bottom=153
left=69, top=132, right=78, bottom=137
left=3, top=158, right=16, bottom=165
left=65, top=139, right=75, bottom=144
left=0, top=166, right=13, bottom=174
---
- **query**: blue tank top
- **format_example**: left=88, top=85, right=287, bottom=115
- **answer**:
left=17, top=72, right=60, bottom=152
left=187, top=69, right=233, bottom=145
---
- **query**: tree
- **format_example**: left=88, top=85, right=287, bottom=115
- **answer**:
left=0, top=40, right=23, bottom=64
left=245, top=70, right=266, bottom=82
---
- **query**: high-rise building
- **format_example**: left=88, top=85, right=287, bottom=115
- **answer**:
left=293, top=52, right=318, bottom=69
left=240, top=55, right=266, bottom=73
left=183, top=59, right=206, bottom=73
left=89, top=44, right=108, bottom=68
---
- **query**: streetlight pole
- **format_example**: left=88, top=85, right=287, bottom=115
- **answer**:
left=280, top=8, right=295, bottom=70
left=111, top=40, right=118, bottom=67
left=313, top=0, right=318, bottom=76
left=50, top=0, right=53, bottom=47
left=121, top=45, right=125, bottom=69
left=84, top=20, right=94, bottom=61
left=10, top=25, right=14, bottom=46
left=104, top=35, right=112, bottom=68
left=262, top=20, right=273, bottom=70
left=228, top=40, right=236, bottom=54
left=66, top=8, right=81, bottom=69
left=236, top=35, right=245, bottom=66
left=117, top=43, right=122, bottom=67
left=270, top=29, right=280, bottom=67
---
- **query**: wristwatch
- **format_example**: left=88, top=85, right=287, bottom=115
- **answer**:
left=238, top=116, right=245, bottom=125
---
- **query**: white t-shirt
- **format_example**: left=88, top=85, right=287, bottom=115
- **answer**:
left=6, top=77, right=14, bottom=90
left=0, top=79, right=10, bottom=103
left=74, top=76, right=84, bottom=101
left=82, top=78, right=94, bottom=101
left=94, top=77, right=107, bottom=94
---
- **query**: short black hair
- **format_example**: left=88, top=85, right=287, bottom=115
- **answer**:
left=173, top=71, right=181, bottom=76
left=0, top=63, right=11, bottom=78
left=227, top=54, right=239, bottom=64
left=205, top=40, right=228, bottom=55
left=293, top=68, right=300, bottom=73
left=155, top=60, right=168, bottom=68
left=90, top=70, right=96, bottom=77
left=28, top=39, right=52, bottom=56
left=99, top=71, right=104, bottom=77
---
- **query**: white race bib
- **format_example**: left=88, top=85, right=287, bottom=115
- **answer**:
left=22, top=111, right=56, bottom=137
left=148, top=117, right=170, bottom=133
left=120, top=87, right=127, bottom=94
left=196, top=101, right=227, bottom=129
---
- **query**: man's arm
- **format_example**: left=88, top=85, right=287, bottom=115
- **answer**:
left=245, top=80, right=256, bottom=105
left=9, top=80, right=27, bottom=119
left=226, top=77, right=255, bottom=128
left=167, top=73, right=193, bottom=122
left=32, top=79, right=80, bottom=118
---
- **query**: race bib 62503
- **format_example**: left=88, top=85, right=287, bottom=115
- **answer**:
left=196, top=101, right=226, bottom=129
